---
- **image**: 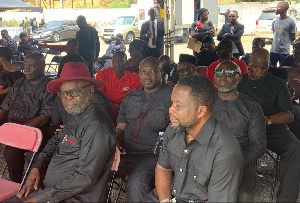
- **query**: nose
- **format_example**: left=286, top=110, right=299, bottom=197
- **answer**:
left=169, top=104, right=175, bottom=114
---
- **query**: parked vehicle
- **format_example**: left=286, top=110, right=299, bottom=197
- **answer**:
left=255, top=7, right=300, bottom=40
left=32, top=20, right=79, bottom=42
left=101, top=16, right=139, bottom=44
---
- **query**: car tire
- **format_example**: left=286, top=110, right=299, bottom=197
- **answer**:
left=125, top=32, right=135, bottom=44
left=53, top=32, right=60, bottom=42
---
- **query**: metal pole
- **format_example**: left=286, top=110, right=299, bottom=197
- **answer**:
left=170, top=0, right=175, bottom=62
left=164, top=0, right=169, bottom=56
left=60, top=0, right=63, bottom=9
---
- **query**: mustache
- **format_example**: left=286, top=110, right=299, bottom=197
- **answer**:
left=169, top=113, right=179, bottom=121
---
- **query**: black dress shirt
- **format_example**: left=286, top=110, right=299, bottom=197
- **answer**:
left=158, top=117, right=243, bottom=202
left=33, top=104, right=116, bottom=202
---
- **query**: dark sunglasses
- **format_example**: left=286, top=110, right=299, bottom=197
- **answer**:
left=214, top=70, right=240, bottom=77
left=58, top=84, right=91, bottom=99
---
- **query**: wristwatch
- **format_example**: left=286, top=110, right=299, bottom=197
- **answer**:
left=267, top=115, right=272, bottom=125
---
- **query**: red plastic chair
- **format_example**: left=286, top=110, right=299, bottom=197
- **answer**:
left=0, top=123, right=43, bottom=201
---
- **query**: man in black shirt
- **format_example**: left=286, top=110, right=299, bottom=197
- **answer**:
left=16, top=62, right=116, bottom=202
left=159, top=55, right=179, bottom=87
left=76, top=15, right=100, bottom=76
left=238, top=48, right=300, bottom=202
left=18, top=32, right=40, bottom=56
left=1, top=29, right=18, bottom=57
left=281, top=42, right=300, bottom=67
left=197, top=36, right=218, bottom=66
left=0, top=53, right=55, bottom=183
left=144, top=76, right=243, bottom=202
left=213, top=60, right=266, bottom=202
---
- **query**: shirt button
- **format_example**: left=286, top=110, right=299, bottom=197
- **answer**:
left=173, top=189, right=177, bottom=193
left=194, top=175, right=197, bottom=180
left=184, top=149, right=189, bottom=154
left=179, top=168, right=183, bottom=172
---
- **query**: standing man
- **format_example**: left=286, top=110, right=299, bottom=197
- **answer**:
left=238, top=48, right=300, bottom=202
left=0, top=17, right=5, bottom=27
left=213, top=60, right=266, bottom=202
left=14, top=62, right=116, bottom=202
left=144, top=76, right=243, bottom=202
left=0, top=53, right=55, bottom=184
left=217, top=10, right=244, bottom=59
left=270, top=1, right=296, bottom=67
left=206, top=39, right=248, bottom=89
left=116, top=57, right=172, bottom=202
left=76, top=15, right=100, bottom=76
left=140, top=8, right=164, bottom=58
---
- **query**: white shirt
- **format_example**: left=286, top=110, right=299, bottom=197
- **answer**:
left=148, top=19, right=158, bottom=48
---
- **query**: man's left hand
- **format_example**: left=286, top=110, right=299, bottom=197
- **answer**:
left=24, top=196, right=37, bottom=203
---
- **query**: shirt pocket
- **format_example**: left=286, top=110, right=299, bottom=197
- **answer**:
left=60, top=135, right=81, bottom=155
left=167, top=145, right=182, bottom=168
left=188, top=162, right=208, bottom=189
left=147, top=109, right=168, bottom=131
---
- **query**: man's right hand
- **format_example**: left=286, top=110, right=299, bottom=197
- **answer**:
left=117, top=142, right=126, bottom=155
left=17, top=168, right=40, bottom=198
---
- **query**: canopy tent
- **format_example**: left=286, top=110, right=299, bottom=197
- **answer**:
left=0, top=0, right=43, bottom=12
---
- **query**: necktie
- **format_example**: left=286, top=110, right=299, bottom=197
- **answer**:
left=152, top=21, right=156, bottom=46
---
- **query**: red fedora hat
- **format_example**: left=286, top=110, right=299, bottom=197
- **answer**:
left=47, top=62, right=104, bottom=93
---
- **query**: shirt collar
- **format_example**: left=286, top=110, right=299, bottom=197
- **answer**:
left=193, top=116, right=217, bottom=146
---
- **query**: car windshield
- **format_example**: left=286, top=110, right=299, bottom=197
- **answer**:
left=112, top=17, right=134, bottom=25
left=259, top=12, right=276, bottom=20
left=44, top=21, right=63, bottom=29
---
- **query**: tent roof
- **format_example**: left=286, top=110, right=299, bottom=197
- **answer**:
left=0, top=0, right=43, bottom=12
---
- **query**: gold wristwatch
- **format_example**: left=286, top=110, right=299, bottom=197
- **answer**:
left=267, top=115, right=272, bottom=125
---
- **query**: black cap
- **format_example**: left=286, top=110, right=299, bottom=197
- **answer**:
left=179, top=54, right=196, bottom=66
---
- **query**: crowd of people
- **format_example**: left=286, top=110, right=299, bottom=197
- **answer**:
left=0, top=1, right=300, bottom=202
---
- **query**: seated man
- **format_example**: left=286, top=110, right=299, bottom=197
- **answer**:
left=238, top=48, right=300, bottom=202
left=159, top=55, right=179, bottom=86
left=240, top=38, right=265, bottom=66
left=50, top=62, right=112, bottom=136
left=177, top=54, right=198, bottom=79
left=281, top=41, right=300, bottom=68
left=1, top=29, right=18, bottom=56
left=116, top=57, right=172, bottom=202
left=96, top=51, right=141, bottom=107
left=18, top=32, right=40, bottom=56
left=13, top=62, right=116, bottom=202
left=144, top=76, right=243, bottom=202
left=206, top=39, right=248, bottom=89
left=0, top=53, right=55, bottom=184
left=39, top=39, right=86, bottom=77
left=213, top=60, right=266, bottom=202
left=197, top=36, right=218, bottom=66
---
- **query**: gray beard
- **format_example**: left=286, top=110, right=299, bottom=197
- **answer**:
left=64, top=95, right=92, bottom=116
left=216, top=81, right=239, bottom=93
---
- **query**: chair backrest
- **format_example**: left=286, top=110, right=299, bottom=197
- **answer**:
left=0, top=123, right=42, bottom=152
left=111, top=147, right=120, bottom=171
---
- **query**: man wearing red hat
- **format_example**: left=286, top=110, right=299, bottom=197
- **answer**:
left=16, top=62, right=116, bottom=203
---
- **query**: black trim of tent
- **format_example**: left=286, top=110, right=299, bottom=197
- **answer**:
left=0, top=0, right=43, bottom=13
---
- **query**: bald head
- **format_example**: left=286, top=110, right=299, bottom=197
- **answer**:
left=216, top=60, right=241, bottom=73
left=25, top=52, right=46, bottom=68
left=278, top=2, right=289, bottom=11
left=248, top=48, right=269, bottom=80
left=139, top=57, right=162, bottom=93
left=250, top=48, right=270, bottom=68
left=76, top=15, right=87, bottom=28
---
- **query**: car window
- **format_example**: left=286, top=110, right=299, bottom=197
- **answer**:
left=45, top=21, right=63, bottom=29
left=259, top=12, right=276, bottom=20
left=113, top=17, right=135, bottom=25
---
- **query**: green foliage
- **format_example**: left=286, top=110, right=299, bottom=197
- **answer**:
left=3, top=19, right=21, bottom=27
left=107, top=0, right=131, bottom=8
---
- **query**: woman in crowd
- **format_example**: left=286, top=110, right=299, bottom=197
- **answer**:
left=126, top=39, right=147, bottom=74
left=102, top=33, right=126, bottom=69
left=0, top=47, right=24, bottom=104
left=191, top=8, right=215, bottom=63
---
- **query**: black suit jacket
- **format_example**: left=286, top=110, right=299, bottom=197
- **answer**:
left=217, top=22, right=245, bottom=55
left=140, top=19, right=164, bottom=52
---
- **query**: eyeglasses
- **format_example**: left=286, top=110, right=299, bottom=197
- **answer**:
left=177, top=66, right=193, bottom=74
left=58, top=84, right=91, bottom=99
left=214, top=70, right=240, bottom=77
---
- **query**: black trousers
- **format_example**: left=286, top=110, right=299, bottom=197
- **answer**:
left=266, top=124, right=300, bottom=202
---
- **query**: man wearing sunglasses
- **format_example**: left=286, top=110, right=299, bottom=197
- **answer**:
left=206, top=39, right=248, bottom=90
left=213, top=60, right=266, bottom=202
left=238, top=48, right=300, bottom=202
left=16, top=62, right=116, bottom=203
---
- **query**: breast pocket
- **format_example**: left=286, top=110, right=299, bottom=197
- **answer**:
left=60, top=135, right=81, bottom=155
left=147, top=109, right=168, bottom=131
left=188, top=162, right=209, bottom=189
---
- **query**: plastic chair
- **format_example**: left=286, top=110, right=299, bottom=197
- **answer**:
left=0, top=123, right=43, bottom=201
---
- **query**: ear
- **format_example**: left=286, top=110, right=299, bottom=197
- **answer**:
left=196, top=106, right=207, bottom=118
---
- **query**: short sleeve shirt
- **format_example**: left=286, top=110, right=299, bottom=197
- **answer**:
left=237, top=73, right=294, bottom=116
left=117, top=84, right=172, bottom=154
left=271, top=17, right=296, bottom=54
left=158, top=117, right=243, bottom=202
left=96, top=67, right=142, bottom=105
left=1, top=77, right=55, bottom=123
